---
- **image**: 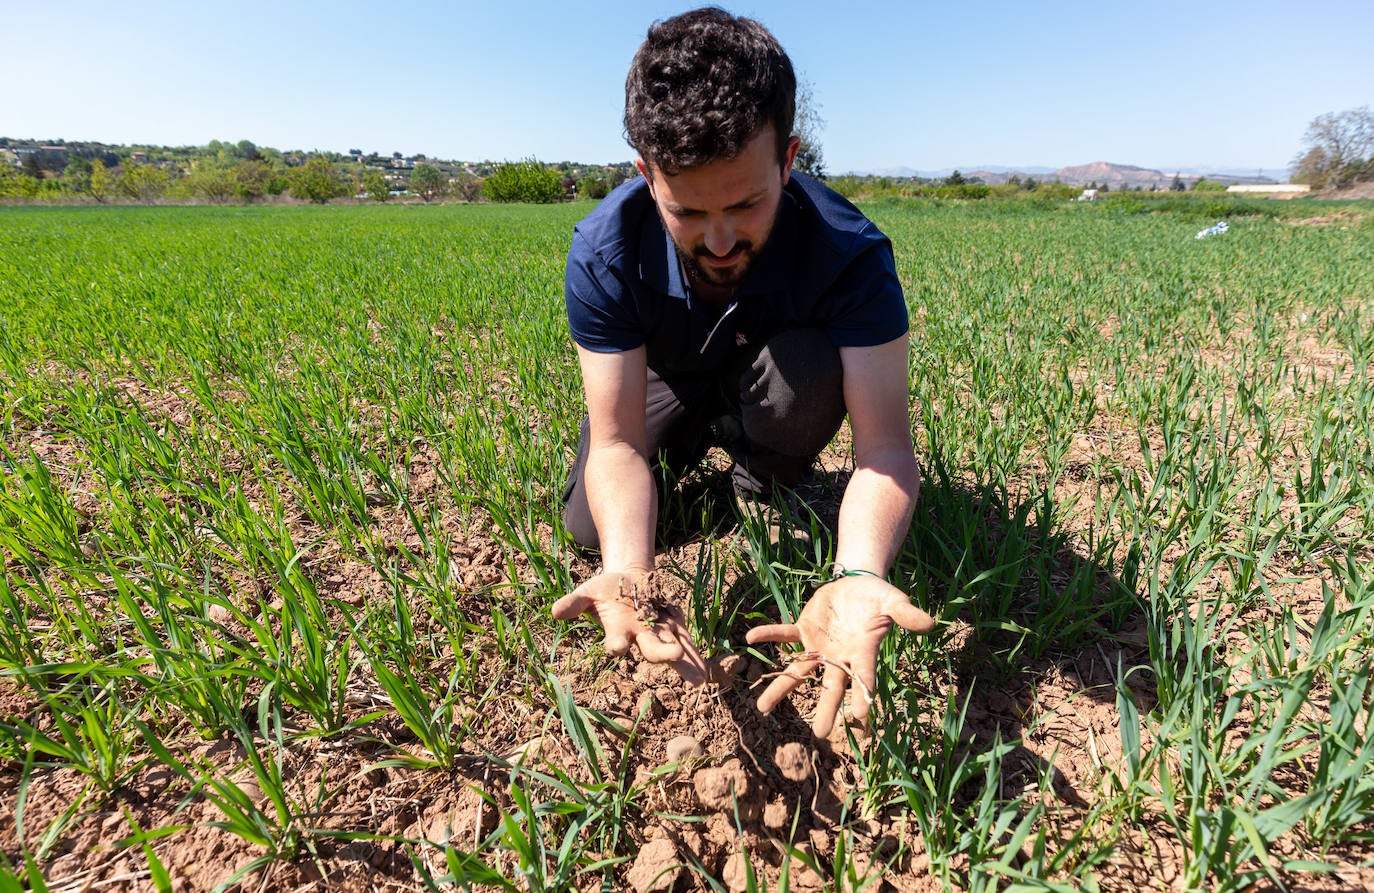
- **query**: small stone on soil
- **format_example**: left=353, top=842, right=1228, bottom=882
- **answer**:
left=636, top=690, right=660, bottom=719
left=424, top=811, right=460, bottom=844
left=722, top=852, right=751, bottom=893
left=789, top=854, right=827, bottom=892
left=665, top=734, right=704, bottom=766
left=229, top=776, right=264, bottom=804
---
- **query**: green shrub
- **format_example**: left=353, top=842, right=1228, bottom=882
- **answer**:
left=1026, top=182, right=1078, bottom=201
left=1103, top=195, right=1149, bottom=215
left=826, top=175, right=864, bottom=199
left=0, top=165, right=40, bottom=199
left=409, top=163, right=448, bottom=201
left=928, top=183, right=991, bottom=200
left=363, top=171, right=389, bottom=203
left=484, top=158, right=565, bottom=203
left=287, top=158, right=352, bottom=204
left=576, top=177, right=610, bottom=200
left=117, top=164, right=170, bottom=203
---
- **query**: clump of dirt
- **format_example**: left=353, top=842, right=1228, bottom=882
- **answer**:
left=627, top=837, right=686, bottom=892
left=693, top=759, right=753, bottom=812
left=620, top=570, right=686, bottom=624
left=774, top=740, right=812, bottom=782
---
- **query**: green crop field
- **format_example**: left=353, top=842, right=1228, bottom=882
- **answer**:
left=1, top=198, right=1372, bottom=892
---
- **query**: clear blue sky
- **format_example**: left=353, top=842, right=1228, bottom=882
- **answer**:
left=6, top=0, right=1371, bottom=177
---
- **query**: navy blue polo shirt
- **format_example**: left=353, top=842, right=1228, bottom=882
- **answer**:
left=564, top=171, right=907, bottom=377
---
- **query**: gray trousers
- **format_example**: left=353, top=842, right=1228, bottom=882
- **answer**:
left=562, top=328, right=845, bottom=550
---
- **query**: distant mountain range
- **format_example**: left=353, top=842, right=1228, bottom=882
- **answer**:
left=856, top=161, right=1286, bottom=187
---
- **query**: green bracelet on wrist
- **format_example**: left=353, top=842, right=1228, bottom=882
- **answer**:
left=828, top=563, right=884, bottom=582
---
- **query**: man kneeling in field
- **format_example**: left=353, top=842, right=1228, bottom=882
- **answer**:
left=553, top=7, right=933, bottom=738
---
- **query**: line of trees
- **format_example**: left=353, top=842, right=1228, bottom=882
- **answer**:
left=827, top=172, right=1235, bottom=202
left=10, top=106, right=1367, bottom=205
left=0, top=139, right=632, bottom=205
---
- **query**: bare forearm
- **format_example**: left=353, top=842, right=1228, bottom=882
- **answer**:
left=834, top=447, right=920, bottom=575
left=584, top=442, right=657, bottom=572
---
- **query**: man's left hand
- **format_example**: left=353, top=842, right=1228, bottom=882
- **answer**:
left=745, top=574, right=934, bottom=737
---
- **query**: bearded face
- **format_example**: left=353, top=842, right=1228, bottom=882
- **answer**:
left=638, top=125, right=800, bottom=299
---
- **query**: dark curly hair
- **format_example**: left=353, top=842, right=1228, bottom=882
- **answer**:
left=624, top=7, right=796, bottom=174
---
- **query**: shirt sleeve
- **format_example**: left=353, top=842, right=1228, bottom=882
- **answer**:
left=564, top=229, right=644, bottom=353
left=819, top=238, right=910, bottom=348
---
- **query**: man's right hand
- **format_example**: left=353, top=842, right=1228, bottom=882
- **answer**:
left=552, top=571, right=707, bottom=686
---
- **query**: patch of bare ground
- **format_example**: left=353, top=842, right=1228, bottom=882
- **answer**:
left=1309, top=182, right=1374, bottom=202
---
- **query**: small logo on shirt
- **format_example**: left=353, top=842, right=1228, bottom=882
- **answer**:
left=735, top=332, right=749, bottom=347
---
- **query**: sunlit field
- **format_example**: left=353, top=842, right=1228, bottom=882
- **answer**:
left=2, top=197, right=1372, bottom=892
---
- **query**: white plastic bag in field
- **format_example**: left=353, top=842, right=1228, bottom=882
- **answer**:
left=1195, top=221, right=1230, bottom=239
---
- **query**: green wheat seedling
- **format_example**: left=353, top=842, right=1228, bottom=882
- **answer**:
left=386, top=499, right=461, bottom=598
left=206, top=496, right=364, bottom=735
left=12, top=747, right=91, bottom=873
left=0, top=675, right=146, bottom=794
left=901, top=451, right=1127, bottom=663
left=868, top=680, right=1004, bottom=887
left=404, top=575, right=498, bottom=699
left=729, top=487, right=835, bottom=633
left=487, top=779, right=587, bottom=892
left=531, top=671, right=670, bottom=860
left=1117, top=568, right=1361, bottom=890
left=767, top=802, right=909, bottom=893
left=414, top=844, right=518, bottom=892
left=221, top=586, right=360, bottom=737
left=247, top=384, right=382, bottom=554
left=1285, top=561, right=1374, bottom=850
left=664, top=538, right=745, bottom=658
left=456, top=680, right=660, bottom=892
left=545, top=671, right=612, bottom=785
left=0, top=448, right=86, bottom=572
left=137, top=695, right=338, bottom=883
left=477, top=482, right=574, bottom=598
left=365, top=657, right=470, bottom=770
left=118, top=810, right=179, bottom=893
left=0, top=573, right=47, bottom=669
left=106, top=560, right=251, bottom=738
left=357, top=584, right=474, bottom=770
left=1304, top=663, right=1374, bottom=849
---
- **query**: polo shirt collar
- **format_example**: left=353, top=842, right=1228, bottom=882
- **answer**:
left=638, top=215, right=689, bottom=301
